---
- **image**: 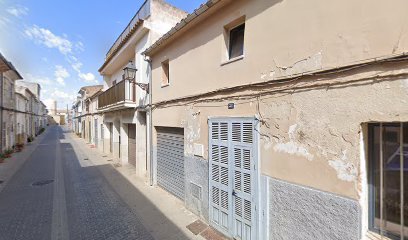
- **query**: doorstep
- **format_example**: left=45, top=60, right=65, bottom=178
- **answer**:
left=70, top=130, right=230, bottom=240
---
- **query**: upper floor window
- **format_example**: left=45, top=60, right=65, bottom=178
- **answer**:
left=161, top=60, right=170, bottom=86
left=228, top=23, right=245, bottom=59
left=10, top=83, right=14, bottom=98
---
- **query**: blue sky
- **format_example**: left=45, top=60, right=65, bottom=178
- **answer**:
left=0, top=0, right=203, bottom=109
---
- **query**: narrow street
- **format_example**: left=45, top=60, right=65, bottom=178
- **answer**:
left=0, top=126, right=155, bottom=240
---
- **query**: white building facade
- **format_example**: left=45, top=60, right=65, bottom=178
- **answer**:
left=98, top=0, right=187, bottom=178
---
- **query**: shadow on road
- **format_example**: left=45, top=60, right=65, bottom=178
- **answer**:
left=60, top=137, right=192, bottom=240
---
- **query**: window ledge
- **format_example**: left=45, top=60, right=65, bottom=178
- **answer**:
left=366, top=231, right=393, bottom=240
left=221, top=55, right=244, bottom=66
left=161, top=84, right=170, bottom=88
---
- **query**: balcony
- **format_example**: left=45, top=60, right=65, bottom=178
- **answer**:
left=97, top=79, right=137, bottom=111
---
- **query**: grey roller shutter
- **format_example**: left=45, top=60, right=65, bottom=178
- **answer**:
left=156, top=127, right=185, bottom=200
left=94, top=119, right=98, bottom=147
left=128, top=124, right=136, bottom=167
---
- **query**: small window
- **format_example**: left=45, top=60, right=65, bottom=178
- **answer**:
left=161, top=60, right=170, bottom=86
left=112, top=80, right=117, bottom=86
left=229, top=23, right=245, bottom=59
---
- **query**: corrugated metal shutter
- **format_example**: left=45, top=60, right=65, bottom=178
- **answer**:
left=94, top=119, right=98, bottom=147
left=209, top=118, right=257, bottom=240
left=100, top=124, right=104, bottom=150
left=157, top=127, right=185, bottom=200
left=109, top=123, right=113, bottom=153
left=128, top=124, right=136, bottom=167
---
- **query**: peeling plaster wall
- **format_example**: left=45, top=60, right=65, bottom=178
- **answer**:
left=152, top=61, right=408, bottom=201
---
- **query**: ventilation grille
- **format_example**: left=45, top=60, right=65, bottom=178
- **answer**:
left=190, top=182, right=202, bottom=200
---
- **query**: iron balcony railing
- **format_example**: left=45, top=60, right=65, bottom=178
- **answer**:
left=97, top=79, right=136, bottom=109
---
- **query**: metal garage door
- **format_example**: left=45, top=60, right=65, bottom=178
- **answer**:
left=157, top=127, right=185, bottom=200
left=94, top=119, right=98, bottom=147
left=100, top=124, right=104, bottom=150
left=109, top=123, right=113, bottom=153
left=209, top=118, right=258, bottom=240
left=128, top=124, right=136, bottom=167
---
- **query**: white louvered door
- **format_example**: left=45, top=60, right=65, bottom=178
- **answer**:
left=209, top=118, right=257, bottom=240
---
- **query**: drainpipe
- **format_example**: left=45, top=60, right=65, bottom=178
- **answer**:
left=0, top=72, right=3, bottom=152
left=143, top=54, right=153, bottom=186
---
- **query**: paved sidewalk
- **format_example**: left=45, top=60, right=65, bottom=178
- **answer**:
left=0, top=127, right=50, bottom=194
left=0, top=126, right=156, bottom=240
left=66, top=128, right=207, bottom=240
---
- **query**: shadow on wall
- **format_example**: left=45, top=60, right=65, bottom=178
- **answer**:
left=59, top=139, right=191, bottom=240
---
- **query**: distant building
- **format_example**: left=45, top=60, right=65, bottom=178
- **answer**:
left=47, top=100, right=68, bottom=125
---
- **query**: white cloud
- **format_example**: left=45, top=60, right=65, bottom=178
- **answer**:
left=43, top=98, right=55, bottom=110
left=50, top=89, right=73, bottom=99
left=7, top=6, right=28, bottom=17
left=67, top=55, right=98, bottom=84
left=24, top=25, right=98, bottom=86
left=0, top=16, right=10, bottom=27
left=79, top=72, right=98, bottom=83
left=25, top=73, right=52, bottom=86
left=25, top=25, right=73, bottom=55
left=54, top=65, right=69, bottom=86
left=75, top=41, right=84, bottom=52
left=71, top=61, right=82, bottom=73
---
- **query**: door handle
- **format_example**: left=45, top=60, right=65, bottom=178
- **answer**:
left=232, top=190, right=237, bottom=196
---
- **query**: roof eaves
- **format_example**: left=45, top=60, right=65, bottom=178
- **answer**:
left=143, top=0, right=221, bottom=56
left=0, top=54, right=23, bottom=79
left=99, top=19, right=144, bottom=73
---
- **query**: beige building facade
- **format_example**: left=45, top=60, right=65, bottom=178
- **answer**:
left=144, top=0, right=408, bottom=239
left=15, top=92, right=28, bottom=144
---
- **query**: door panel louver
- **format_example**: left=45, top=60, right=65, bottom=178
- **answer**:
left=212, top=122, right=219, bottom=140
left=212, top=187, right=219, bottom=205
left=220, top=146, right=228, bottom=164
left=209, top=118, right=257, bottom=240
left=212, top=165, right=219, bottom=182
left=232, top=123, right=241, bottom=142
left=221, top=167, right=229, bottom=186
left=242, top=123, right=253, bottom=143
left=220, top=122, right=228, bottom=141
left=234, top=171, right=241, bottom=191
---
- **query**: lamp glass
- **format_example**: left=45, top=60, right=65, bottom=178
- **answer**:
left=124, top=61, right=137, bottom=80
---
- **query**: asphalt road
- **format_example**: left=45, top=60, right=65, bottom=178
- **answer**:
left=0, top=126, right=154, bottom=240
